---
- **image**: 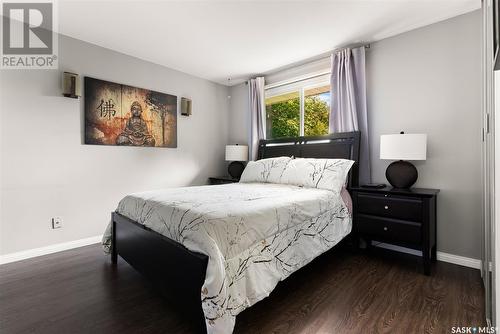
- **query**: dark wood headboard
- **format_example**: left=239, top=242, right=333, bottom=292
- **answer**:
left=257, top=131, right=361, bottom=188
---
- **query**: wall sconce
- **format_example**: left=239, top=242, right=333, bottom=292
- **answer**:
left=62, top=72, right=81, bottom=98
left=181, top=97, right=192, bottom=116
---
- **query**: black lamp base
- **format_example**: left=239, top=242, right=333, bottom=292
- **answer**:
left=228, top=161, right=245, bottom=179
left=386, top=160, right=418, bottom=189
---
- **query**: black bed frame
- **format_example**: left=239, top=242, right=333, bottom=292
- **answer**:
left=111, top=131, right=360, bottom=332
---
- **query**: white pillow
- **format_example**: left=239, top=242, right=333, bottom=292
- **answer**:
left=280, top=158, right=355, bottom=193
left=239, top=156, right=292, bottom=184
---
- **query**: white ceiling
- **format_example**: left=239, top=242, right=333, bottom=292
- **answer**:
left=58, top=0, right=480, bottom=85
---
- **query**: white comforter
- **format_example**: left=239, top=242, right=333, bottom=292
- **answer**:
left=102, top=183, right=352, bottom=334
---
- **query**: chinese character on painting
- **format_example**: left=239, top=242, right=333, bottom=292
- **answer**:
left=84, top=77, right=177, bottom=148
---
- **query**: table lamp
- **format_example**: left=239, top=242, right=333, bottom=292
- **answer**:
left=225, top=144, right=248, bottom=179
left=380, top=132, right=427, bottom=188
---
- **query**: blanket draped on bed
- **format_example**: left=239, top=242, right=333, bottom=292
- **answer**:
left=102, top=183, right=351, bottom=334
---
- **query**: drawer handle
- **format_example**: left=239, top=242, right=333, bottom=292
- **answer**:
left=384, top=205, right=389, bottom=210
left=383, top=227, right=388, bottom=231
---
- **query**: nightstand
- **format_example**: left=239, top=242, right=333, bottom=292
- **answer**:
left=208, top=176, right=240, bottom=185
left=351, top=186, right=439, bottom=275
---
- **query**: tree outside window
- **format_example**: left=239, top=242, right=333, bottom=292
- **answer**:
left=265, top=83, right=330, bottom=139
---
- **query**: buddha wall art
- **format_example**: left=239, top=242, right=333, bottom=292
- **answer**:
left=84, top=77, right=177, bottom=148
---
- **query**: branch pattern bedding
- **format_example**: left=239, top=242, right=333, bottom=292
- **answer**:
left=103, top=182, right=351, bottom=333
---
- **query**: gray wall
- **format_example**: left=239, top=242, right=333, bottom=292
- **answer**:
left=0, top=35, right=229, bottom=255
left=367, top=10, right=482, bottom=258
left=228, top=10, right=482, bottom=259
left=228, top=83, right=250, bottom=145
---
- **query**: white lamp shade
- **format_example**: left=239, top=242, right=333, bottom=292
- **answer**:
left=380, top=134, right=427, bottom=161
left=225, top=145, right=248, bottom=161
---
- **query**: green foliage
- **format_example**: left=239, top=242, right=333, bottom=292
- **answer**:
left=304, top=96, right=330, bottom=136
left=266, top=97, right=300, bottom=138
left=266, top=95, right=330, bottom=138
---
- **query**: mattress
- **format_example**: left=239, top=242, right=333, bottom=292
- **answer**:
left=102, top=182, right=352, bottom=334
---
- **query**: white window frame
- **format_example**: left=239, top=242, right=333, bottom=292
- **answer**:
left=265, top=73, right=331, bottom=137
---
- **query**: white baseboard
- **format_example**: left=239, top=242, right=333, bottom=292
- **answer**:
left=0, top=235, right=103, bottom=265
left=373, top=242, right=482, bottom=270
left=436, top=251, right=482, bottom=270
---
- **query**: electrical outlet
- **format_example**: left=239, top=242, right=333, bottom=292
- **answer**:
left=51, top=217, right=62, bottom=229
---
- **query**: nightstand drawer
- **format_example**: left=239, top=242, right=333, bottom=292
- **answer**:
left=357, top=193, right=422, bottom=221
left=356, top=214, right=421, bottom=244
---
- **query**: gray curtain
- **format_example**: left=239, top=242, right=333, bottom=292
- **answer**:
left=249, top=77, right=266, bottom=160
left=329, top=47, right=371, bottom=184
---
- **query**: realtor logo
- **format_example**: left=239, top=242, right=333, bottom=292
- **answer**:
left=1, top=1, right=58, bottom=69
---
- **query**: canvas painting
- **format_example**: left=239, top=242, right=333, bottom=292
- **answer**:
left=84, top=77, right=177, bottom=147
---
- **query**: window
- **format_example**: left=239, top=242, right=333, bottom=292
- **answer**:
left=265, top=74, right=330, bottom=139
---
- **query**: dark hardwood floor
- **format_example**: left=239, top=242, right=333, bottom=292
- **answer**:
left=0, top=244, right=484, bottom=334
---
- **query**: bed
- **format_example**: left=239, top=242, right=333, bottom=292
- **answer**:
left=103, top=131, right=360, bottom=334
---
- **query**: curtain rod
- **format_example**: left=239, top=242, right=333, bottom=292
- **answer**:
left=246, top=43, right=370, bottom=86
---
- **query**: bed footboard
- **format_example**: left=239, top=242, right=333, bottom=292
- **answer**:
left=111, top=212, right=209, bottom=332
